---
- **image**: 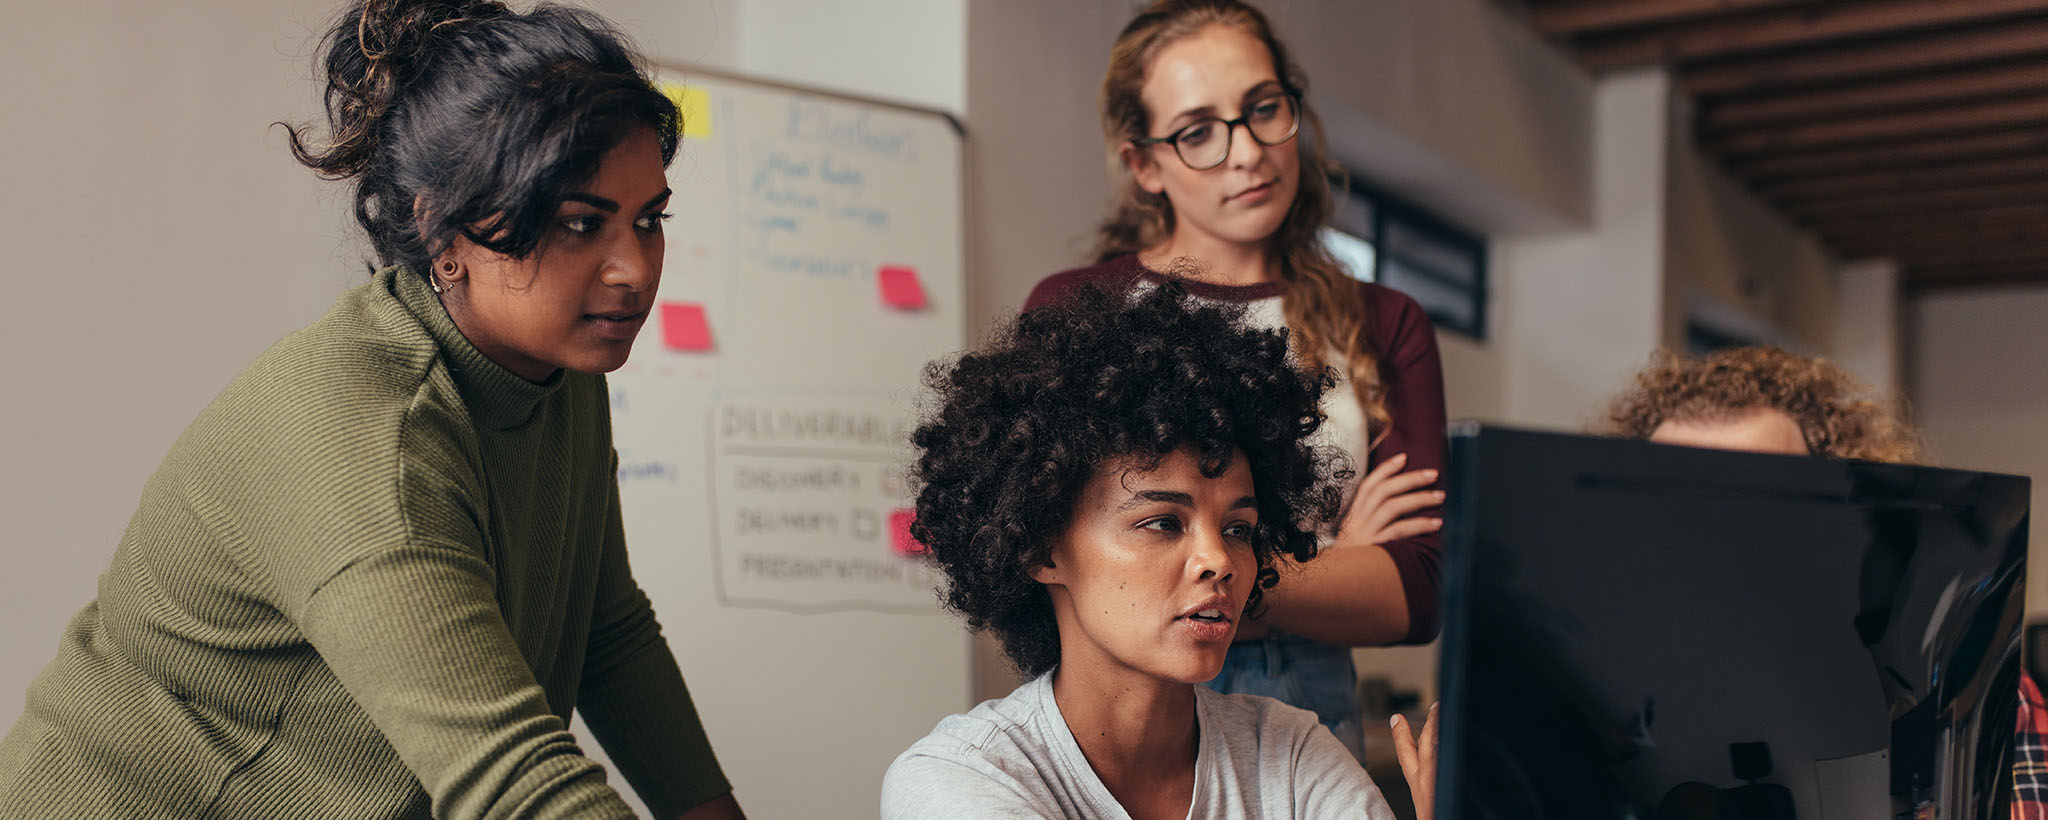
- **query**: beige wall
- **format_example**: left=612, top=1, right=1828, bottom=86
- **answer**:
left=1, top=0, right=357, bottom=718
left=1833, top=259, right=1903, bottom=397
left=1278, top=0, right=1595, bottom=235
left=1909, top=287, right=2048, bottom=619
left=1482, top=69, right=1672, bottom=431
left=962, top=0, right=1127, bottom=335
left=1663, top=128, right=1838, bottom=354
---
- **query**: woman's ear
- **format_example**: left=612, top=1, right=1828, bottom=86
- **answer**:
left=1028, top=544, right=1065, bottom=586
left=1121, top=142, right=1167, bottom=196
left=434, top=252, right=468, bottom=285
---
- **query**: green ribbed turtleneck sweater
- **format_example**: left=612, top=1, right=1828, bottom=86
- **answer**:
left=0, top=268, right=728, bottom=819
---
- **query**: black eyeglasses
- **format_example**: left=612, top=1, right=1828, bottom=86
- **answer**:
left=1132, top=92, right=1300, bottom=171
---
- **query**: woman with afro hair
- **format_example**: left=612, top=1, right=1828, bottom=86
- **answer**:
left=881, top=282, right=1412, bottom=819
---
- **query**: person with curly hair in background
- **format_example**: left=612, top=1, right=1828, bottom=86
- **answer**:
left=882, top=282, right=1429, bottom=820
left=0, top=2, right=743, bottom=818
left=1601, top=345, right=1923, bottom=462
left=1025, top=0, right=1449, bottom=762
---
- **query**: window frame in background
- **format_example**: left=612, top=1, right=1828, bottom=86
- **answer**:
left=1324, top=172, right=1489, bottom=341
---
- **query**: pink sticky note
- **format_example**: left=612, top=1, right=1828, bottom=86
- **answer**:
left=660, top=302, right=713, bottom=351
left=877, top=265, right=927, bottom=310
left=889, top=508, right=924, bottom=556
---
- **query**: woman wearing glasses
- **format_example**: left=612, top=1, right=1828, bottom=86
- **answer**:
left=1025, top=0, right=1448, bottom=768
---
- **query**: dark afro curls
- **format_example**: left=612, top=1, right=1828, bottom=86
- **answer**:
left=910, top=279, right=1344, bottom=678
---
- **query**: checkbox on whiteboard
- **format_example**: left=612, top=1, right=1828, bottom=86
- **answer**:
left=660, top=302, right=714, bottom=351
left=877, top=265, right=927, bottom=310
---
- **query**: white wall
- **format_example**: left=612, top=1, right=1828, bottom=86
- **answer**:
left=1908, top=287, right=2048, bottom=618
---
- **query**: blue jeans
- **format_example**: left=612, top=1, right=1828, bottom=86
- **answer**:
left=1204, top=634, right=1365, bottom=762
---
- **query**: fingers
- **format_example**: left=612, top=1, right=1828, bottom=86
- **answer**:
left=1374, top=516, right=1443, bottom=544
left=1343, top=452, right=1431, bottom=518
left=1356, top=462, right=1438, bottom=516
left=1350, top=485, right=1444, bottom=545
left=1377, top=486, right=1444, bottom=521
left=1336, top=453, right=1447, bottom=547
left=1398, top=705, right=1440, bottom=820
left=1340, top=456, right=1407, bottom=524
left=1375, top=465, right=1440, bottom=499
left=1360, top=452, right=1409, bottom=487
left=1390, top=713, right=1419, bottom=776
left=1420, top=701, right=1439, bottom=764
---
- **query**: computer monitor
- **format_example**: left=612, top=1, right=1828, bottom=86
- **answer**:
left=1436, top=425, right=2028, bottom=820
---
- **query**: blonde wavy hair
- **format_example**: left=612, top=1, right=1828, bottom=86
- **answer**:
left=1093, top=0, right=1389, bottom=439
left=1603, top=347, right=1923, bottom=464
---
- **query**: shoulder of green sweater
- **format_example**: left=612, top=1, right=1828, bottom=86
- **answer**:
left=132, top=276, right=496, bottom=604
left=193, top=277, right=438, bottom=435
left=160, top=275, right=476, bottom=501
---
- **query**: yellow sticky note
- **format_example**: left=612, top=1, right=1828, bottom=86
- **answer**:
left=661, top=83, right=712, bottom=138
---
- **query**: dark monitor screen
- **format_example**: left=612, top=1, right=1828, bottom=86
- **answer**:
left=1437, top=425, right=2028, bottom=820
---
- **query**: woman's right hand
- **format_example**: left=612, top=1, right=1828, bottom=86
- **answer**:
left=1392, top=703, right=1439, bottom=820
left=1333, top=453, right=1442, bottom=547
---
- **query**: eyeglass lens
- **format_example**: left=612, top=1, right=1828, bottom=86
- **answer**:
left=1172, top=94, right=1297, bottom=170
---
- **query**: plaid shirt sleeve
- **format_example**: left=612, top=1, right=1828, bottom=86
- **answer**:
left=2016, top=674, right=2048, bottom=819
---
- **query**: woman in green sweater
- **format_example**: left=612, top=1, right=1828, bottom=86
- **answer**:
left=0, top=2, right=742, bottom=818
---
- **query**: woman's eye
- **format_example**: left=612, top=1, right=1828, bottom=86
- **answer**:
left=1224, top=522, right=1255, bottom=541
left=1250, top=100, right=1283, bottom=122
left=559, top=215, right=603, bottom=235
left=1177, top=121, right=1218, bottom=146
left=1139, top=516, right=1184, bottom=534
left=635, top=211, right=673, bottom=233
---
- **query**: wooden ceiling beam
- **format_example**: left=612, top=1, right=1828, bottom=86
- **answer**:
left=1826, top=226, right=2048, bottom=258
left=1763, top=155, right=2048, bottom=200
left=1783, top=179, right=2048, bottom=219
left=1801, top=204, right=2048, bottom=239
left=1577, top=0, right=2048, bottom=71
left=1802, top=211, right=2048, bottom=245
left=1907, top=270, right=2048, bottom=292
left=1680, top=17, right=2048, bottom=96
left=1704, top=61, right=2048, bottom=128
left=1865, top=246, right=2048, bottom=273
left=1532, top=0, right=1817, bottom=37
left=1735, top=129, right=2048, bottom=179
left=1712, top=95, right=2048, bottom=156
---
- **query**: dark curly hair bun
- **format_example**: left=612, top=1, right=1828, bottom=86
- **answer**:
left=286, top=0, right=679, bottom=276
left=294, top=1, right=514, bottom=181
left=911, top=280, right=1344, bottom=676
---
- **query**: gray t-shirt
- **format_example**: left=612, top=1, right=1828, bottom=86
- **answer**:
left=881, top=672, right=1396, bottom=819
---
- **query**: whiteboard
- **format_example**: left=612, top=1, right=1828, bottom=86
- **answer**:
left=570, top=67, right=969, bottom=819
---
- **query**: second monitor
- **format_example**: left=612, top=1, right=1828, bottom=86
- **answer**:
left=1435, top=425, right=2027, bottom=820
